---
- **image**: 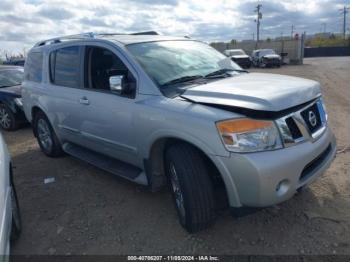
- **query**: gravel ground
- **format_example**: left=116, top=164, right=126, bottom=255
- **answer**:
left=4, top=57, right=350, bottom=256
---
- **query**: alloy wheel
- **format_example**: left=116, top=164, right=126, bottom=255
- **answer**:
left=37, top=119, right=53, bottom=152
left=0, top=108, right=11, bottom=129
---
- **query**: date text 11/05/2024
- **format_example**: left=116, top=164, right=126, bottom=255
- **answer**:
left=127, top=256, right=219, bottom=261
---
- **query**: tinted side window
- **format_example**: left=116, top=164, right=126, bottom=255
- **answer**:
left=84, top=46, right=136, bottom=98
left=50, top=46, right=80, bottom=88
left=26, top=52, right=43, bottom=82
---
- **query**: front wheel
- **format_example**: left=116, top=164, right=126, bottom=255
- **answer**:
left=165, top=143, right=216, bottom=233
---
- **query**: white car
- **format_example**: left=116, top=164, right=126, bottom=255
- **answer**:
left=224, top=49, right=252, bottom=68
left=251, top=49, right=282, bottom=67
left=0, top=133, right=21, bottom=260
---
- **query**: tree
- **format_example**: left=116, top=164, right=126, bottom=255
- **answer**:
left=305, top=35, right=348, bottom=47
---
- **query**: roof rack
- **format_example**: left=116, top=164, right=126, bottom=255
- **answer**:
left=130, top=31, right=159, bottom=35
left=34, top=31, right=160, bottom=47
left=97, top=31, right=159, bottom=37
left=34, top=32, right=95, bottom=47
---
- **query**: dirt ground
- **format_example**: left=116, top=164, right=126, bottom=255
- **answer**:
left=4, top=57, right=350, bottom=256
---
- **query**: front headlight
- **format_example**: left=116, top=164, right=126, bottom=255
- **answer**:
left=216, top=118, right=282, bottom=153
left=14, top=98, right=23, bottom=107
left=318, top=97, right=328, bottom=122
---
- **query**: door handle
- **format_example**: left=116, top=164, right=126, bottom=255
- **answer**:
left=79, top=97, right=90, bottom=105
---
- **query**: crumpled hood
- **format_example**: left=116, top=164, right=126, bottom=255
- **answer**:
left=0, top=85, right=21, bottom=97
left=262, top=54, right=281, bottom=59
left=181, top=73, right=321, bottom=112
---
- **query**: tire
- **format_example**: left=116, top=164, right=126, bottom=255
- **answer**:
left=165, top=143, right=216, bottom=233
left=10, top=167, right=21, bottom=241
left=33, top=111, right=64, bottom=157
left=0, top=104, right=18, bottom=131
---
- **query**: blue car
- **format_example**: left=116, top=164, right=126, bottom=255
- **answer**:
left=0, top=66, right=27, bottom=131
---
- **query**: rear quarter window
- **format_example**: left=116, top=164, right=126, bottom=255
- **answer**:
left=25, top=52, right=43, bottom=82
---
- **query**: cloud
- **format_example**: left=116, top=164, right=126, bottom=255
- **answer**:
left=80, top=17, right=108, bottom=27
left=0, top=0, right=348, bottom=54
left=38, top=6, right=74, bottom=20
left=128, top=0, right=179, bottom=6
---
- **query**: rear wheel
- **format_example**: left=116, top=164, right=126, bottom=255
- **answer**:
left=33, top=111, right=64, bottom=157
left=0, top=104, right=18, bottom=131
left=165, top=143, right=216, bottom=233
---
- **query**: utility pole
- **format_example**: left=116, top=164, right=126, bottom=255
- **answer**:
left=291, top=25, right=294, bottom=39
left=322, top=23, right=327, bottom=34
left=255, top=4, right=262, bottom=47
left=339, top=6, right=350, bottom=39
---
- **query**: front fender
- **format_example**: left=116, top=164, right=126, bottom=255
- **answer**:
left=143, top=128, right=228, bottom=160
left=142, top=129, right=241, bottom=207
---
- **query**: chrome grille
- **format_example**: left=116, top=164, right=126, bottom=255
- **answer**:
left=275, top=98, right=327, bottom=147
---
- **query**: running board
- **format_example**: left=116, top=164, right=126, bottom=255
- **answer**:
left=62, top=143, right=148, bottom=185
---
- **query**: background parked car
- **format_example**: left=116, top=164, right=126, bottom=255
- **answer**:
left=251, top=49, right=282, bottom=68
left=0, top=66, right=27, bottom=131
left=2, top=59, right=25, bottom=67
left=0, top=133, right=21, bottom=260
left=224, top=49, right=252, bottom=68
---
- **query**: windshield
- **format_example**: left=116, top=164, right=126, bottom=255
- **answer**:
left=0, top=68, right=24, bottom=88
left=259, top=49, right=276, bottom=56
left=127, top=40, right=242, bottom=88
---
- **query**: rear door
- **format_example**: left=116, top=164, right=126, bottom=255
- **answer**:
left=47, top=45, right=86, bottom=144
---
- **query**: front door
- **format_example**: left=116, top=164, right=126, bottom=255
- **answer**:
left=76, top=45, right=139, bottom=164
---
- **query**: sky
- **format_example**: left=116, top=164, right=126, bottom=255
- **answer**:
left=0, top=0, right=349, bottom=56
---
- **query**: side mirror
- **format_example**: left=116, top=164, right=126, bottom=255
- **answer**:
left=109, top=75, right=124, bottom=92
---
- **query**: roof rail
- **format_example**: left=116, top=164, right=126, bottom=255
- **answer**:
left=33, top=31, right=160, bottom=47
left=130, top=31, right=159, bottom=35
left=97, top=31, right=160, bottom=37
left=34, top=32, right=95, bottom=47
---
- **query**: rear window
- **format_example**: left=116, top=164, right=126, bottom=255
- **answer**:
left=26, top=52, right=43, bottom=82
left=50, top=46, right=80, bottom=88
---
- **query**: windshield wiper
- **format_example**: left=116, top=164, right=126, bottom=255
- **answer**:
left=162, top=75, right=204, bottom=86
left=205, top=68, right=248, bottom=78
left=0, top=85, right=15, bottom=88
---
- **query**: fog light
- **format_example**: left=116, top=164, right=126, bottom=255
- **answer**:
left=276, top=179, right=290, bottom=196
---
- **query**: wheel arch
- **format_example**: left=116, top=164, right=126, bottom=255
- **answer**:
left=145, top=136, right=232, bottom=207
left=31, top=106, right=45, bottom=120
left=31, top=106, right=46, bottom=137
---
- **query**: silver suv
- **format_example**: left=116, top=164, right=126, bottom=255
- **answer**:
left=22, top=32, right=336, bottom=232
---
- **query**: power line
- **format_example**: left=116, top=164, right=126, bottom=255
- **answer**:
left=254, top=4, right=262, bottom=46
left=339, top=6, right=350, bottom=38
